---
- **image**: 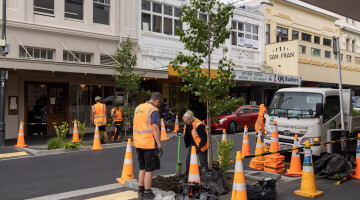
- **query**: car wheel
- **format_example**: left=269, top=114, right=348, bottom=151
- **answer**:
left=228, top=122, right=237, bottom=134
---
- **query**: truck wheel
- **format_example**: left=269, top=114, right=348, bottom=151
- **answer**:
left=229, top=122, right=237, bottom=134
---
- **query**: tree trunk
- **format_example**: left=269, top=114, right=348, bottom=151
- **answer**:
left=207, top=0, right=213, bottom=171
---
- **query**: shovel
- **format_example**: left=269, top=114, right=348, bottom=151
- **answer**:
left=176, top=128, right=183, bottom=177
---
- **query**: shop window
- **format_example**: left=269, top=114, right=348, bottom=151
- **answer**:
left=34, top=0, right=54, bottom=16
left=355, top=57, right=360, bottom=64
left=299, top=45, right=306, bottom=54
left=325, top=50, right=331, bottom=59
left=346, top=55, right=352, bottom=62
left=323, top=38, right=331, bottom=46
left=314, top=36, right=320, bottom=44
left=352, top=40, right=355, bottom=52
left=141, top=0, right=182, bottom=36
left=93, top=0, right=110, bottom=25
left=292, top=30, right=299, bottom=40
left=302, top=33, right=311, bottom=42
left=232, top=20, right=258, bottom=47
left=346, top=38, right=350, bottom=51
left=65, top=0, right=83, bottom=20
left=311, top=48, right=321, bottom=57
left=19, top=46, right=54, bottom=60
left=276, top=26, right=288, bottom=42
left=266, top=24, right=270, bottom=44
left=63, top=51, right=92, bottom=63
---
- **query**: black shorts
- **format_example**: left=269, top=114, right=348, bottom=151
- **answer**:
left=98, top=125, right=106, bottom=132
left=136, top=148, right=160, bottom=172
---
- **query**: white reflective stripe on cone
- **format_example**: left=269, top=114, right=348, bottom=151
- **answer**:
left=161, top=128, right=165, bottom=131
left=292, top=152, right=300, bottom=157
left=126, top=145, right=132, bottom=152
left=124, top=159, right=133, bottom=165
left=232, top=182, right=246, bottom=191
left=256, top=143, right=263, bottom=148
left=235, top=161, right=243, bottom=172
left=73, top=130, right=78, bottom=133
left=189, top=173, right=200, bottom=181
left=94, top=135, right=100, bottom=138
left=271, top=138, right=278, bottom=142
left=19, top=133, right=24, bottom=136
left=356, top=153, right=360, bottom=159
left=303, top=166, right=314, bottom=173
left=243, top=140, right=249, bottom=144
left=190, top=155, right=198, bottom=164
left=20, top=125, right=24, bottom=129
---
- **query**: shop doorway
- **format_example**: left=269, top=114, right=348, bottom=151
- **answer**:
left=25, top=82, right=68, bottom=136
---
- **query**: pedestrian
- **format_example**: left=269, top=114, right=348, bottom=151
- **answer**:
left=133, top=92, right=163, bottom=199
left=111, top=101, right=124, bottom=142
left=159, top=98, right=174, bottom=131
left=182, top=110, right=209, bottom=183
left=92, top=96, right=109, bottom=143
left=255, top=104, right=267, bottom=142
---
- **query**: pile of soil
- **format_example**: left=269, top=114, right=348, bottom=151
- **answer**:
left=152, top=174, right=184, bottom=193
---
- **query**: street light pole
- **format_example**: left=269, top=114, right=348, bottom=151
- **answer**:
left=0, top=0, right=7, bottom=147
left=333, top=36, right=345, bottom=130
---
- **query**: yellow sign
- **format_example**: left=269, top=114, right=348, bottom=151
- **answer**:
left=168, top=65, right=218, bottom=78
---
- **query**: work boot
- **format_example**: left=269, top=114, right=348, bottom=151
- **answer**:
left=138, top=190, right=144, bottom=199
left=143, top=190, right=155, bottom=199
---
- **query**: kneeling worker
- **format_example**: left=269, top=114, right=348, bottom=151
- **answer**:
left=133, top=92, right=163, bottom=199
left=183, top=110, right=209, bottom=182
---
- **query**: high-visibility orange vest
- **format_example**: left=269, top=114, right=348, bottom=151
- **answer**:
left=111, top=107, right=123, bottom=122
left=255, top=104, right=267, bottom=134
left=133, top=102, right=159, bottom=149
left=184, top=118, right=209, bottom=152
left=92, top=103, right=107, bottom=126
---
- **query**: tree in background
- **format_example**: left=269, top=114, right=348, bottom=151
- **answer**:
left=170, top=0, right=244, bottom=169
left=113, top=37, right=151, bottom=135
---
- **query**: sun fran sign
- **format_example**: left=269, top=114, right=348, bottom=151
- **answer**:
left=233, top=70, right=301, bottom=85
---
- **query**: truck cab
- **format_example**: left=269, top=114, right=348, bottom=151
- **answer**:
left=264, top=87, right=360, bottom=156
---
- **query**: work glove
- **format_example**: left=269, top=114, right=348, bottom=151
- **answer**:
left=156, top=147, right=163, bottom=158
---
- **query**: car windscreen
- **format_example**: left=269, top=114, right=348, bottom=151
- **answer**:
left=218, top=107, right=238, bottom=115
left=268, top=92, right=322, bottom=118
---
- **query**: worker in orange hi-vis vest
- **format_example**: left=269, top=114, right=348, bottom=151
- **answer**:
left=111, top=101, right=124, bottom=142
left=182, top=110, right=209, bottom=183
left=133, top=92, right=163, bottom=199
left=255, top=104, right=267, bottom=142
left=92, top=96, right=108, bottom=143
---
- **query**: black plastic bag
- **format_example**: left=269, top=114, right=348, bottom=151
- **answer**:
left=246, top=178, right=277, bottom=200
left=200, top=162, right=227, bottom=195
left=314, top=153, right=354, bottom=179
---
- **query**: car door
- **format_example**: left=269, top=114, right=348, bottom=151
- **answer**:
left=236, top=106, right=251, bottom=129
left=250, top=106, right=260, bottom=129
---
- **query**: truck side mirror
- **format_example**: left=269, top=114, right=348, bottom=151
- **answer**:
left=315, top=103, right=323, bottom=117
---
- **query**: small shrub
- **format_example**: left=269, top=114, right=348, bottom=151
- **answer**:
left=62, top=139, right=82, bottom=149
left=77, top=122, right=87, bottom=142
left=47, top=137, right=62, bottom=149
left=215, top=137, right=234, bottom=177
left=54, top=123, right=69, bottom=140
left=353, top=109, right=360, bottom=117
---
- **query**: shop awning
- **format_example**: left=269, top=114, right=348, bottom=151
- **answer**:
left=168, top=65, right=218, bottom=78
left=233, top=70, right=302, bottom=85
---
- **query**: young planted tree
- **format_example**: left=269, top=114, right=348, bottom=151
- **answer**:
left=113, top=37, right=151, bottom=135
left=170, top=0, right=244, bottom=170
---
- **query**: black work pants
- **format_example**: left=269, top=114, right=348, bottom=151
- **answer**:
left=184, top=144, right=208, bottom=182
left=113, top=123, right=124, bottom=141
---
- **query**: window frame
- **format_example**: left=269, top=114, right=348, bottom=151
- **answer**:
left=299, top=45, right=307, bottom=54
left=314, top=36, right=320, bottom=44
left=63, top=51, right=92, bottom=64
left=231, top=20, right=258, bottom=48
left=276, top=26, right=288, bottom=42
left=323, top=38, right=332, bottom=47
left=93, top=0, right=111, bottom=25
left=65, top=0, right=84, bottom=21
left=34, top=0, right=55, bottom=16
left=311, top=47, right=321, bottom=57
left=141, top=0, right=182, bottom=36
left=292, top=30, right=299, bottom=40
left=325, top=50, right=331, bottom=59
left=266, top=24, right=270, bottom=44
left=19, top=46, right=55, bottom=60
left=346, top=55, right=352, bottom=63
left=302, top=33, right=312, bottom=43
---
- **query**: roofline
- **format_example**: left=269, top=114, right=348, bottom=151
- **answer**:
left=281, top=0, right=339, bottom=20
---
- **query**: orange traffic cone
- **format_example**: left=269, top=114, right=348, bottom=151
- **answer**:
left=71, top=119, right=80, bottom=142
left=249, top=137, right=265, bottom=170
left=116, top=138, right=135, bottom=185
left=222, top=129, right=227, bottom=142
left=172, top=115, right=179, bottom=133
left=264, top=121, right=285, bottom=174
left=91, top=125, right=103, bottom=150
left=285, top=134, right=302, bottom=177
left=231, top=151, right=247, bottom=200
left=294, top=141, right=323, bottom=198
left=161, top=118, right=170, bottom=141
left=351, top=133, right=360, bottom=179
left=14, top=121, right=27, bottom=147
left=258, top=128, right=263, bottom=143
left=242, top=126, right=250, bottom=156
left=269, top=121, right=280, bottom=157
left=188, top=146, right=201, bottom=195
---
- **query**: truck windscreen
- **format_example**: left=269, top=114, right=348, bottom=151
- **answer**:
left=268, top=92, right=323, bottom=118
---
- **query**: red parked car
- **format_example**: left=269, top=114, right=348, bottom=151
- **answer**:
left=205, top=105, right=260, bottom=134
